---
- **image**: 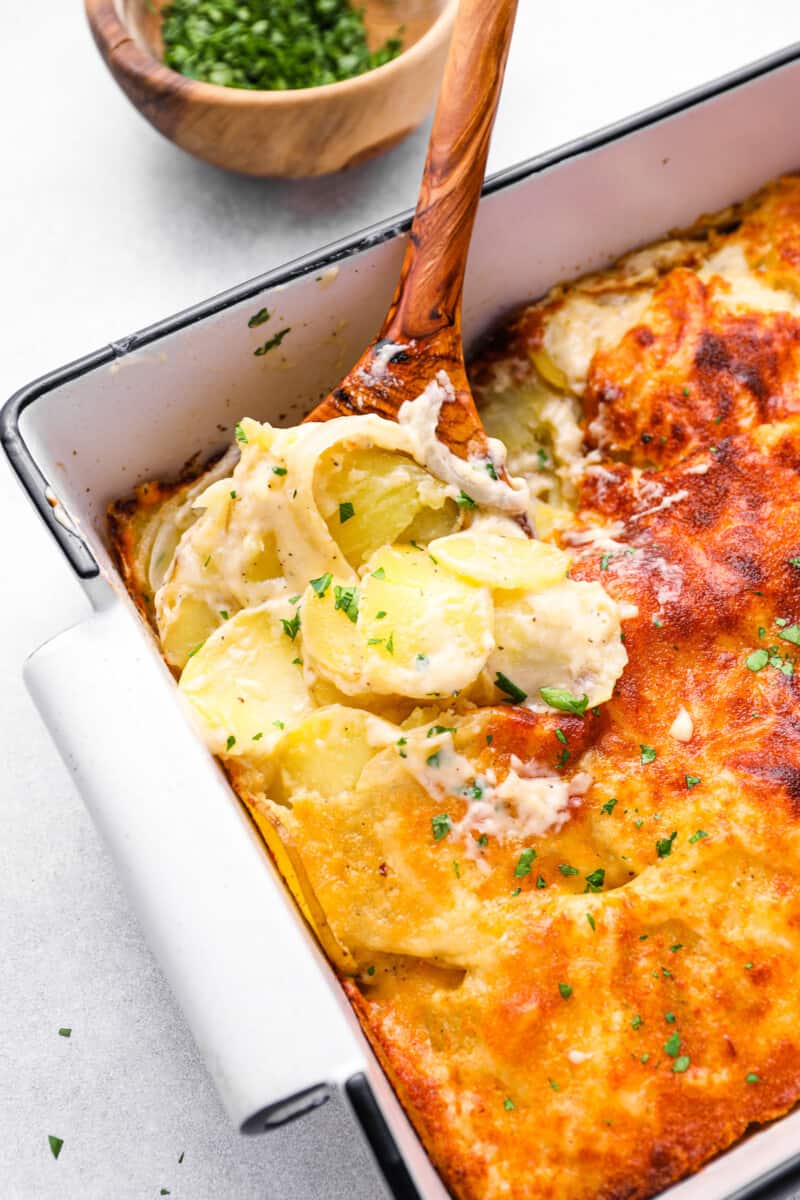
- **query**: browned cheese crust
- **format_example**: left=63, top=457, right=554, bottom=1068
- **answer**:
left=339, top=178, right=800, bottom=1199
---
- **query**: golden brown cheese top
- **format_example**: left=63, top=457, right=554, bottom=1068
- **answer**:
left=336, top=177, right=800, bottom=1200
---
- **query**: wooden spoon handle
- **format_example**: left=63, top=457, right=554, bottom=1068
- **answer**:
left=381, top=0, right=519, bottom=348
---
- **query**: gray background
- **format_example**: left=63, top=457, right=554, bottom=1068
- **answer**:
left=3, top=3, right=800, bottom=1198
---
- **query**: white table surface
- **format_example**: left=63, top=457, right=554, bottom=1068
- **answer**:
left=4, top=4, right=799, bottom=1197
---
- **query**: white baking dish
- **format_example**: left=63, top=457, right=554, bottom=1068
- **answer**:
left=6, top=43, right=800, bottom=1200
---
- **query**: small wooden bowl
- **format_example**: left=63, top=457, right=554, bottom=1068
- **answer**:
left=85, top=0, right=457, bottom=178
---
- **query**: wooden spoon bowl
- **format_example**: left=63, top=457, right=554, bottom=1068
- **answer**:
left=85, top=0, right=457, bottom=178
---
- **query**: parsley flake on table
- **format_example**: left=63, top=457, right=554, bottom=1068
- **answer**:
left=514, top=848, right=536, bottom=877
left=640, top=744, right=657, bottom=764
left=48, top=1135, right=63, bottom=1160
left=254, top=328, right=291, bottom=356
left=540, top=687, right=589, bottom=714
left=58, top=1027, right=71, bottom=1038
left=656, top=831, right=677, bottom=858
left=558, top=982, right=573, bottom=1000
left=495, top=672, right=528, bottom=704
left=432, top=813, right=451, bottom=841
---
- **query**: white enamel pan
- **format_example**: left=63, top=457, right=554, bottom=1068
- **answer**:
left=6, top=43, right=800, bottom=1200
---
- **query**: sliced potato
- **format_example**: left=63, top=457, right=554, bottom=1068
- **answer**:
left=300, top=579, right=365, bottom=694
left=179, top=603, right=314, bottom=756
left=161, top=593, right=223, bottom=669
left=269, top=705, right=395, bottom=804
left=488, top=579, right=627, bottom=710
left=429, top=531, right=569, bottom=592
left=360, top=544, right=494, bottom=699
left=314, top=446, right=454, bottom=568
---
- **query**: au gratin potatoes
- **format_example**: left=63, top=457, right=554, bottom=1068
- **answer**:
left=111, top=176, right=800, bottom=1200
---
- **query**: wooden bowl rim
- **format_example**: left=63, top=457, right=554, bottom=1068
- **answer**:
left=85, top=0, right=458, bottom=107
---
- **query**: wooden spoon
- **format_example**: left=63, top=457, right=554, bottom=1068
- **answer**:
left=306, top=0, right=519, bottom=466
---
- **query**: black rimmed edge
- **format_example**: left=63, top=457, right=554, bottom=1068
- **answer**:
left=3, top=39, right=800, bottom=580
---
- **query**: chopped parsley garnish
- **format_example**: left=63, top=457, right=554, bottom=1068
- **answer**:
left=665, top=1012, right=676, bottom=1023
left=548, top=1078, right=561, bottom=1092
left=375, top=610, right=387, bottom=619
left=514, top=848, right=536, bottom=877
left=600, top=553, right=611, bottom=571
left=226, top=735, right=236, bottom=751
left=670, top=942, right=683, bottom=953
left=48, top=1136, right=64, bottom=1160
left=745, top=962, right=753, bottom=970
left=746, top=648, right=769, bottom=671
left=641, top=432, right=653, bottom=444
left=539, top=686, right=588, bottom=715
left=656, top=831, right=677, bottom=858
left=672, top=1055, right=691, bottom=1073
left=688, top=829, right=708, bottom=843
left=456, top=490, right=476, bottom=509
left=746, top=1072, right=760, bottom=1084
left=235, top=422, right=248, bottom=443
left=664, top=1031, right=681, bottom=1057
left=453, top=861, right=460, bottom=879
left=559, top=863, right=579, bottom=877
left=58, top=1027, right=72, bottom=1038
left=289, top=594, right=301, bottom=604
left=640, top=744, right=657, bottom=765
left=310, top=572, right=332, bottom=598
left=485, top=460, right=499, bottom=480
left=477, top=834, right=489, bottom=848
left=426, top=751, right=442, bottom=768
left=252, top=732, right=263, bottom=741
left=556, top=748, right=571, bottom=769
left=428, top=725, right=455, bottom=737
left=273, top=720, right=284, bottom=730
left=371, top=567, right=386, bottom=579
left=558, top=982, right=573, bottom=1000
left=555, top=728, right=567, bottom=744
left=586, top=912, right=596, bottom=930
left=584, top=868, right=605, bottom=893
left=366, top=965, right=375, bottom=976
left=778, top=623, right=800, bottom=646
left=254, top=327, right=291, bottom=356
left=272, top=465, right=287, bottom=476
left=281, top=613, right=301, bottom=641
left=367, top=637, right=384, bottom=646
left=601, top=797, right=618, bottom=815
left=503, top=1096, right=515, bottom=1111
left=631, top=1015, right=643, bottom=1030
left=385, top=632, right=395, bottom=654
left=432, top=813, right=451, bottom=841
left=415, top=653, right=428, bottom=668
left=248, top=308, right=270, bottom=328
left=187, top=641, right=205, bottom=660
left=495, top=672, right=528, bottom=704
left=789, top=557, right=800, bottom=568
left=685, top=775, right=701, bottom=789
left=682, top=386, right=690, bottom=397
left=338, top=501, right=355, bottom=523
left=333, top=585, right=359, bottom=622
left=229, top=490, right=237, bottom=499
left=537, top=448, right=549, bottom=469
left=511, top=887, right=521, bottom=897
left=537, top=874, right=548, bottom=889
left=640, top=1053, right=650, bottom=1064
